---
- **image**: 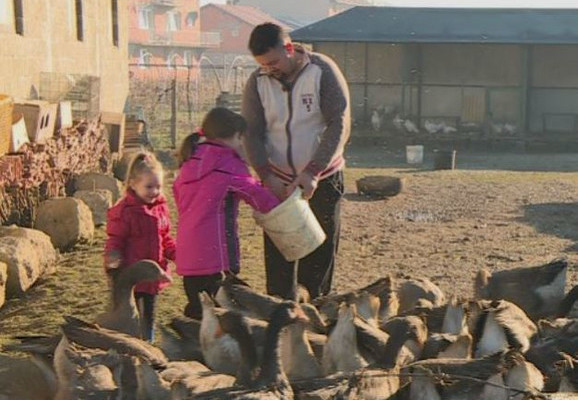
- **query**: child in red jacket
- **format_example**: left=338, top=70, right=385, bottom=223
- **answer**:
left=104, top=152, right=176, bottom=341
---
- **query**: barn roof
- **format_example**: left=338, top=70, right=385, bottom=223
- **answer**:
left=291, top=7, right=578, bottom=44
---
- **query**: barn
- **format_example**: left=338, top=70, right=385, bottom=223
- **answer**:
left=291, top=7, right=578, bottom=148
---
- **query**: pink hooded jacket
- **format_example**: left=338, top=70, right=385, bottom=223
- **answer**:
left=173, top=141, right=280, bottom=276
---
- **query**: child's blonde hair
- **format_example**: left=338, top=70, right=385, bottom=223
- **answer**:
left=125, top=151, right=163, bottom=191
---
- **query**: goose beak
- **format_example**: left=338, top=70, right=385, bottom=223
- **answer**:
left=160, top=271, right=173, bottom=283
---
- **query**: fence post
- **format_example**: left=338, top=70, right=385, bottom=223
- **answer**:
left=170, top=76, right=177, bottom=149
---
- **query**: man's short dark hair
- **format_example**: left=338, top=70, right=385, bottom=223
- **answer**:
left=248, top=23, right=290, bottom=56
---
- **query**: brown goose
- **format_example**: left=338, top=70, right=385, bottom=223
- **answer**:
left=406, top=351, right=513, bottom=400
left=280, top=321, right=323, bottom=380
left=97, top=259, right=172, bottom=338
left=397, top=277, right=446, bottom=313
left=469, top=300, right=538, bottom=358
left=313, top=276, right=398, bottom=325
left=475, top=258, right=568, bottom=320
left=189, top=301, right=310, bottom=399
left=158, top=316, right=204, bottom=362
left=557, top=284, right=578, bottom=318
left=216, top=277, right=326, bottom=333
left=0, top=353, right=57, bottom=400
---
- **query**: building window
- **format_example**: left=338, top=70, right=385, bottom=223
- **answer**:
left=185, top=11, right=197, bottom=27
left=139, top=49, right=152, bottom=69
left=166, top=11, right=181, bottom=32
left=13, top=0, right=23, bottom=35
left=75, top=0, right=84, bottom=41
left=138, top=7, right=152, bottom=29
left=184, top=50, right=193, bottom=67
left=111, top=0, right=118, bottom=46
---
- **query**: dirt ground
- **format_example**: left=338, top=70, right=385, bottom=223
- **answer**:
left=1, top=145, right=578, bottom=343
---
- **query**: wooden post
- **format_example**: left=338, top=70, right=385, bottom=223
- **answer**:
left=170, top=76, right=177, bottom=149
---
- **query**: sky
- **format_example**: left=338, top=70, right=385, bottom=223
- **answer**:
left=200, top=0, right=578, bottom=7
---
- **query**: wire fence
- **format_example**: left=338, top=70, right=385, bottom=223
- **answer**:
left=127, top=56, right=256, bottom=150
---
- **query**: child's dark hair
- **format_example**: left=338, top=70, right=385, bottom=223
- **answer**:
left=249, top=23, right=290, bottom=56
left=178, top=107, right=247, bottom=167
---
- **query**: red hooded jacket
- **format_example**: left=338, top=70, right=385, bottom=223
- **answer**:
left=105, top=189, right=176, bottom=294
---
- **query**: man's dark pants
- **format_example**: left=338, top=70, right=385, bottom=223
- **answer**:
left=265, top=171, right=344, bottom=299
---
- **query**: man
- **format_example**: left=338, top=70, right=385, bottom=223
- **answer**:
left=242, top=22, right=350, bottom=299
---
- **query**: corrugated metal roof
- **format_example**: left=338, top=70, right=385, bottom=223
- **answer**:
left=205, top=4, right=292, bottom=31
left=291, top=7, right=578, bottom=44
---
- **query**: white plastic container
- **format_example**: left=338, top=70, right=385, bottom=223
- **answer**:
left=254, top=187, right=326, bottom=262
left=406, top=145, right=424, bottom=164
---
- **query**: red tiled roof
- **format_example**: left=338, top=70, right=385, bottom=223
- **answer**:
left=204, top=4, right=292, bottom=31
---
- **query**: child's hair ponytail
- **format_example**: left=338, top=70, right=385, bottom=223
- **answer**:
left=125, top=151, right=163, bottom=190
left=177, top=131, right=203, bottom=167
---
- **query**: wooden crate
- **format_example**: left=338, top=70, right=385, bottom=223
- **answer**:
left=101, top=111, right=125, bottom=153
left=56, top=101, right=73, bottom=130
left=10, top=113, right=29, bottom=153
left=0, top=94, right=13, bottom=156
left=13, top=100, right=58, bottom=143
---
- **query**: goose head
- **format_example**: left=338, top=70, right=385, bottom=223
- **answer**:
left=381, top=315, right=428, bottom=368
left=397, top=277, right=446, bottom=313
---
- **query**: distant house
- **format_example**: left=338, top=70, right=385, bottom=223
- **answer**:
left=0, top=0, right=129, bottom=114
left=200, top=4, right=291, bottom=93
left=292, top=7, right=578, bottom=144
left=128, top=0, right=220, bottom=79
left=226, top=0, right=374, bottom=26
left=200, top=3, right=291, bottom=54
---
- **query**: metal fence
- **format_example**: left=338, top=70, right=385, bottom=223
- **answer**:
left=127, top=55, right=256, bottom=149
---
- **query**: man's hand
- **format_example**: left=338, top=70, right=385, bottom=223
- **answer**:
left=264, top=174, right=288, bottom=200
left=287, top=170, right=318, bottom=200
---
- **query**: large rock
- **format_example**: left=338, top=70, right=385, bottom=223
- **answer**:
left=0, top=225, right=58, bottom=275
left=113, top=150, right=141, bottom=182
left=0, top=262, right=6, bottom=307
left=73, top=189, right=113, bottom=226
left=0, top=237, right=42, bottom=297
left=34, top=197, right=94, bottom=250
left=75, top=173, right=123, bottom=202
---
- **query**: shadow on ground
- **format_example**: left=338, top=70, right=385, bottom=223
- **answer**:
left=519, top=202, right=578, bottom=252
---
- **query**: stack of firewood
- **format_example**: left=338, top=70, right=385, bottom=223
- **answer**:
left=0, top=119, right=111, bottom=225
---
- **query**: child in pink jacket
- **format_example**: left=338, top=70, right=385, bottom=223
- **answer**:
left=173, top=107, right=280, bottom=319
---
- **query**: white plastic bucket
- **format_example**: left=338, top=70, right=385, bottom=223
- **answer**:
left=406, top=145, right=424, bottom=164
left=254, top=187, right=326, bottom=262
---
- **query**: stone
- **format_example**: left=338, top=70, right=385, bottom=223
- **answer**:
left=0, top=225, right=58, bottom=275
left=0, top=262, right=6, bottom=308
left=34, top=197, right=94, bottom=250
left=0, top=237, right=42, bottom=297
left=73, top=189, right=113, bottom=226
left=75, top=172, right=123, bottom=202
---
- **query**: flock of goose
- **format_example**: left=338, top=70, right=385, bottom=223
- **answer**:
left=0, top=258, right=577, bottom=399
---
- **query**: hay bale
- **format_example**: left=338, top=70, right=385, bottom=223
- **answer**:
left=356, top=175, right=403, bottom=198
left=34, top=197, right=94, bottom=250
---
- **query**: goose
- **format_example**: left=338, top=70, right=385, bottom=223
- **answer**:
left=525, top=331, right=578, bottom=392
left=322, top=303, right=368, bottom=375
left=503, top=351, right=544, bottom=400
left=158, top=316, right=204, bottom=362
left=280, top=321, right=323, bottom=380
left=0, top=353, right=57, bottom=400
left=313, top=276, right=397, bottom=325
left=397, top=277, right=446, bottom=313
left=557, top=284, right=578, bottom=318
left=538, top=318, right=578, bottom=339
left=475, top=258, right=567, bottom=320
left=406, top=351, right=514, bottom=400
left=422, top=332, right=473, bottom=359
left=216, top=277, right=326, bottom=333
left=185, top=301, right=310, bottom=399
left=469, top=300, right=537, bottom=358
left=97, top=259, right=172, bottom=338
left=557, top=354, right=578, bottom=392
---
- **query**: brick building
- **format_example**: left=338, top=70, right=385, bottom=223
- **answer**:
left=0, top=0, right=129, bottom=114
